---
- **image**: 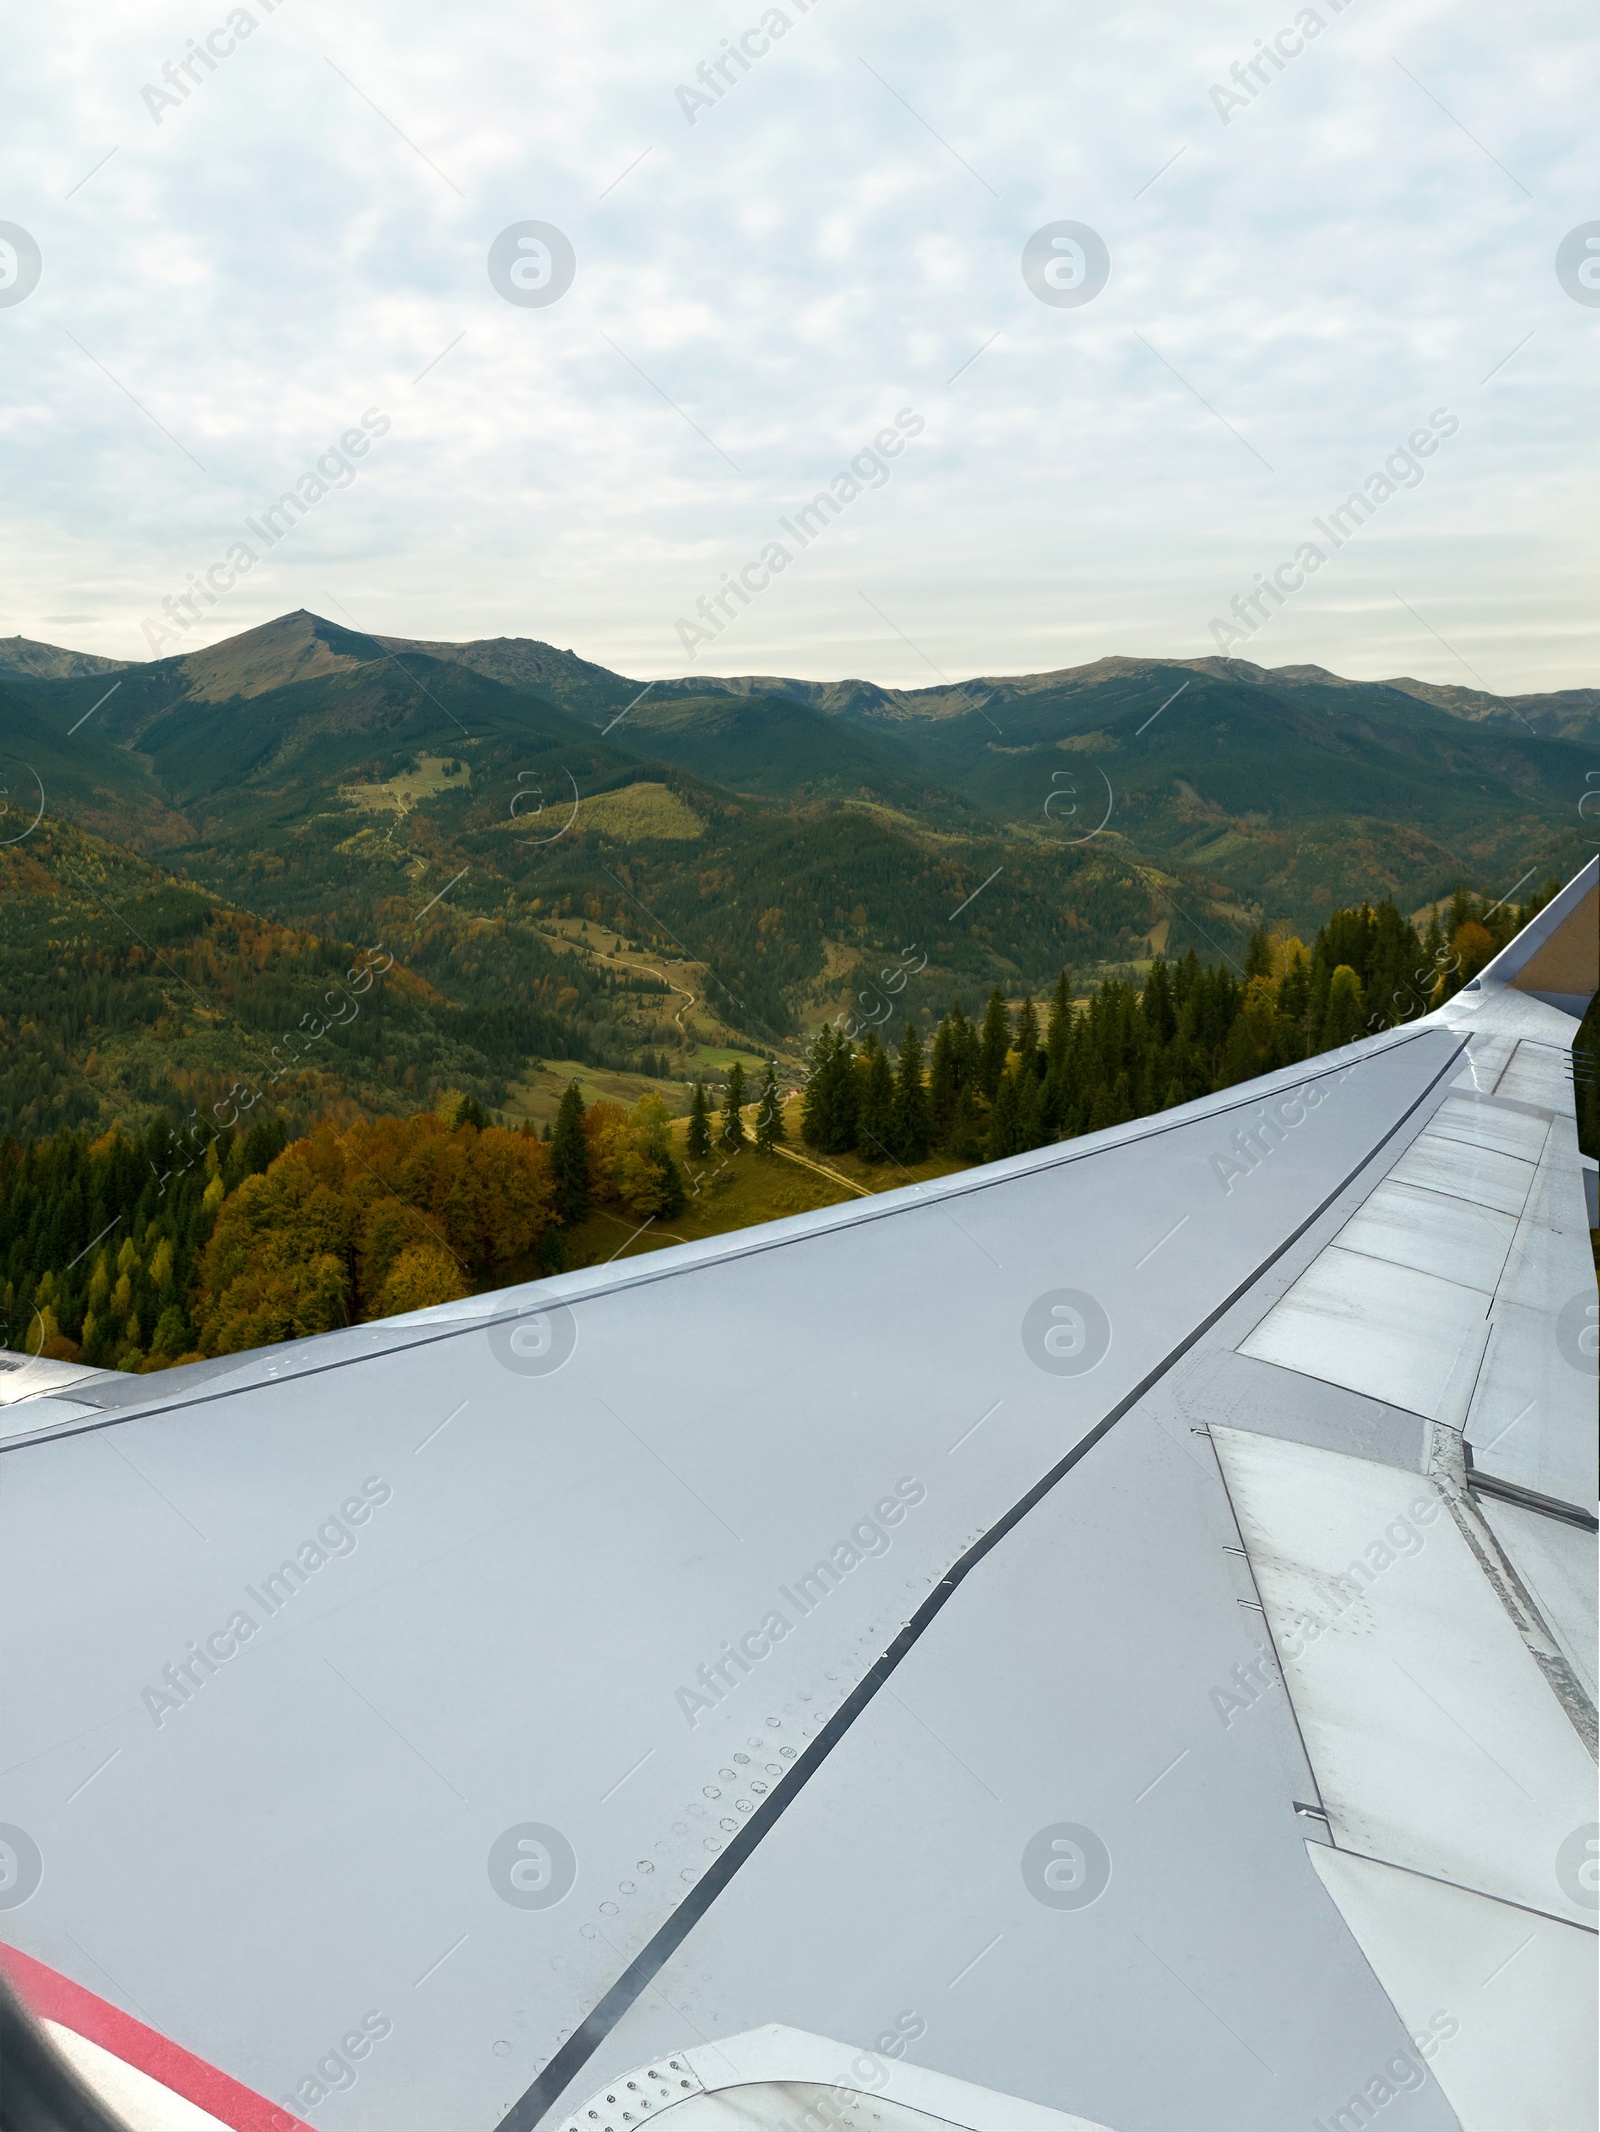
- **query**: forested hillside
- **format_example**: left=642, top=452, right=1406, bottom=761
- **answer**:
left=801, top=880, right=1594, bottom=1162
left=0, top=820, right=680, bottom=1144
left=7, top=881, right=1590, bottom=1376
left=4, top=610, right=1595, bottom=1148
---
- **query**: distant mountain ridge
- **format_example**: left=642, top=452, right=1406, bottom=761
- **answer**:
left=2, top=613, right=1593, bottom=738
left=2, top=607, right=1595, bottom=1144
left=659, top=657, right=1600, bottom=742
left=4, top=612, right=1594, bottom=936
left=0, top=635, right=128, bottom=682
left=1375, top=673, right=1600, bottom=739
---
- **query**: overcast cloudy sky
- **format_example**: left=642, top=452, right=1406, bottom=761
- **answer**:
left=1, top=0, right=1594, bottom=689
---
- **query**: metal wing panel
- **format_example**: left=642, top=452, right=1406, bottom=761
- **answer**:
left=1385, top=1134, right=1536, bottom=1219
left=1209, top=1426, right=1594, bottom=1925
left=1328, top=1178, right=1518, bottom=1294
left=1478, top=1497, right=1598, bottom=1705
left=1305, top=1848, right=1598, bottom=2132
left=533, top=1345, right=1468, bottom=2132
left=0, top=1033, right=1466, bottom=2131
left=1235, top=1247, right=1492, bottom=1420
left=1460, top=1088, right=1598, bottom=1509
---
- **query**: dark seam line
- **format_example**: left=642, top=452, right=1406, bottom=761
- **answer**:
left=1315, top=1839, right=1587, bottom=1929
left=498, top=1033, right=1468, bottom=2131
left=1462, top=1455, right=1599, bottom=1533
left=0, top=1032, right=1441, bottom=1455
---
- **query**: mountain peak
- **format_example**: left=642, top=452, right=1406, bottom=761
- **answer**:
left=0, top=636, right=128, bottom=683
left=167, top=610, right=386, bottom=702
left=377, top=630, right=625, bottom=699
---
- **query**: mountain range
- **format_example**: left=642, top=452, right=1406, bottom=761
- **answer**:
left=1, top=610, right=1594, bottom=1141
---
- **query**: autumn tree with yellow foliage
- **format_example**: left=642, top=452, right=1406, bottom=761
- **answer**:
left=196, top=1113, right=558, bottom=1354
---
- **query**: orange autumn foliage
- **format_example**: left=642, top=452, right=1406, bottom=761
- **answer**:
left=197, top=1113, right=557, bottom=1354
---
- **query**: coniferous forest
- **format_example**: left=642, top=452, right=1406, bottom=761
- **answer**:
left=803, top=883, right=1597, bottom=1162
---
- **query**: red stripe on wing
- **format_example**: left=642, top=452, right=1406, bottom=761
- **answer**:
left=0, top=1944, right=314, bottom=2132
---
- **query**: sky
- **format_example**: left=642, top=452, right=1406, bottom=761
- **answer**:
left=1, top=0, right=1595, bottom=691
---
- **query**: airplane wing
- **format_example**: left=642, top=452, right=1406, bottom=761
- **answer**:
left=2, top=863, right=1595, bottom=2132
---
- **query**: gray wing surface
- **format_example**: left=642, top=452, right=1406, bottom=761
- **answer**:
left=1, top=866, right=1594, bottom=2132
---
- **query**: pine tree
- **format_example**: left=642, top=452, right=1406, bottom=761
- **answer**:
left=1017, top=1067, right=1049, bottom=1151
left=1277, top=944, right=1312, bottom=1030
left=754, top=1060, right=786, bottom=1150
left=1086, top=1080, right=1118, bottom=1133
left=1321, top=965, right=1366, bottom=1049
left=1139, top=957, right=1175, bottom=1045
left=1013, top=995, right=1041, bottom=1073
left=551, top=1079, right=589, bottom=1225
left=686, top=1078, right=712, bottom=1159
left=977, top=988, right=1010, bottom=1100
left=720, top=1061, right=748, bottom=1148
left=1046, top=969, right=1073, bottom=1070
left=152, top=1303, right=189, bottom=1358
left=1219, top=1014, right=1260, bottom=1087
left=985, top=1068, right=1022, bottom=1161
left=243, top=1116, right=289, bottom=1174
left=801, top=1027, right=859, bottom=1153
left=948, top=1076, right=983, bottom=1160
left=801, top=1028, right=837, bottom=1149
left=892, top=1022, right=931, bottom=1162
left=857, top=1037, right=895, bottom=1161
left=928, top=1004, right=967, bottom=1141
left=1421, top=905, right=1444, bottom=998
left=955, top=1001, right=981, bottom=1084
left=1042, top=968, right=1074, bottom=1136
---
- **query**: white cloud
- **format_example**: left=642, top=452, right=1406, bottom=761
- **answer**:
left=0, top=0, right=1593, bottom=689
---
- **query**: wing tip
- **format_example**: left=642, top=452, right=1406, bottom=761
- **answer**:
left=1475, top=857, right=1598, bottom=1017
